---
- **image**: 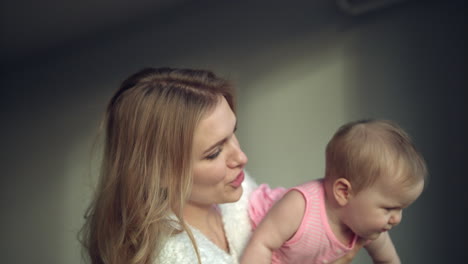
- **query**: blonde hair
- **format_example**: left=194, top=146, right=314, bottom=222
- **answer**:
left=80, top=67, right=235, bottom=264
left=325, top=119, right=427, bottom=193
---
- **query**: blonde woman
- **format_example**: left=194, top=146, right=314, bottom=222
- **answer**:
left=80, top=67, right=361, bottom=264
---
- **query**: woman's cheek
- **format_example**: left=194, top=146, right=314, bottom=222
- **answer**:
left=193, top=161, right=226, bottom=185
left=207, top=161, right=227, bottom=184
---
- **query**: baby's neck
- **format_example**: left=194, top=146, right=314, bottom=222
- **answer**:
left=324, top=190, right=355, bottom=246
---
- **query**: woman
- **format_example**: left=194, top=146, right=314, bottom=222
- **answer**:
left=80, top=67, right=361, bottom=264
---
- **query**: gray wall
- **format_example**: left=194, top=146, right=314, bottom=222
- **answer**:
left=1, top=0, right=466, bottom=263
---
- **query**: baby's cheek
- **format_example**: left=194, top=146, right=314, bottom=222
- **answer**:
left=379, top=216, right=390, bottom=227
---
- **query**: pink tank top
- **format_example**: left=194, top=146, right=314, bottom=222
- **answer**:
left=248, top=180, right=358, bottom=264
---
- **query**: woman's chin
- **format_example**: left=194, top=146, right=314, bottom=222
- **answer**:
left=224, top=186, right=244, bottom=203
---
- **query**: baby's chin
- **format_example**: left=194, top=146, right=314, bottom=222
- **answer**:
left=364, top=231, right=385, bottom=241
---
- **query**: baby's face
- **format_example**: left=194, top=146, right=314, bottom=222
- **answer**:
left=342, top=177, right=424, bottom=240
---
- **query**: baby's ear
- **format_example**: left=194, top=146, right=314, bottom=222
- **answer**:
left=333, top=178, right=352, bottom=206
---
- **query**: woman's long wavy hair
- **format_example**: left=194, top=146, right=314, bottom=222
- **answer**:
left=79, top=67, right=236, bottom=264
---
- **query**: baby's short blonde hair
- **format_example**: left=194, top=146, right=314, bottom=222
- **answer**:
left=325, top=119, right=427, bottom=193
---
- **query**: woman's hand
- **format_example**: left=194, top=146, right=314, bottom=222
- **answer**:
left=330, top=238, right=366, bottom=264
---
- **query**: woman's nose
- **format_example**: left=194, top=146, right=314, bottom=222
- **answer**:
left=227, top=135, right=248, bottom=168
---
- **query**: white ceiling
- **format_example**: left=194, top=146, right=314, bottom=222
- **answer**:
left=1, top=0, right=189, bottom=63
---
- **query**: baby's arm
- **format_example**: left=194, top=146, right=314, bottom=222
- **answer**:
left=365, top=231, right=401, bottom=264
left=240, top=190, right=305, bottom=264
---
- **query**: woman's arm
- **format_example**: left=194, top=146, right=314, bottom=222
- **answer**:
left=240, top=190, right=305, bottom=264
left=365, top=232, right=401, bottom=264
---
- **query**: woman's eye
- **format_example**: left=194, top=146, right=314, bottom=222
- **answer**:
left=206, top=148, right=222, bottom=160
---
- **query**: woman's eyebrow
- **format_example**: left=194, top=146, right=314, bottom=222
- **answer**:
left=202, top=119, right=237, bottom=155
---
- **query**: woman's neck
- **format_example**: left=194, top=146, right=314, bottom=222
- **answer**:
left=183, top=201, right=216, bottom=224
left=184, top=202, right=230, bottom=253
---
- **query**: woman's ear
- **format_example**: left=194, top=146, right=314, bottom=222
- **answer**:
left=333, top=178, right=352, bottom=206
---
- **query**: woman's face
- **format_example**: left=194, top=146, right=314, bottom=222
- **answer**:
left=189, top=97, right=248, bottom=208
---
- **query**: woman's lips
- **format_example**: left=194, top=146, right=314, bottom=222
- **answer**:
left=230, top=171, right=245, bottom=188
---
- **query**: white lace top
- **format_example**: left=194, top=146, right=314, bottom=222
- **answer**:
left=158, top=172, right=257, bottom=264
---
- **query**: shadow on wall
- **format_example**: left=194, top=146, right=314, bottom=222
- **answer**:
left=341, top=1, right=467, bottom=262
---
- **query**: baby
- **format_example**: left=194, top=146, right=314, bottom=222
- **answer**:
left=241, top=119, right=427, bottom=264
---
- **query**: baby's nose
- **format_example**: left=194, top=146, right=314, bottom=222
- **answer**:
left=389, top=210, right=402, bottom=226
